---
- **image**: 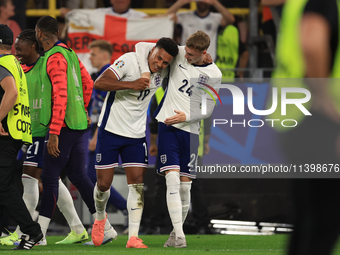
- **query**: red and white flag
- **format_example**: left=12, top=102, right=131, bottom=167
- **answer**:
left=65, top=9, right=174, bottom=73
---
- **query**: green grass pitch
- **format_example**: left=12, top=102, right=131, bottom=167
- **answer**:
left=1, top=234, right=340, bottom=254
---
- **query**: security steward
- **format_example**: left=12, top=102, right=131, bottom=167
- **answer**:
left=0, top=24, right=42, bottom=250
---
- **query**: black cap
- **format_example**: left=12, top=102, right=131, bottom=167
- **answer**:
left=0, top=25, right=13, bottom=46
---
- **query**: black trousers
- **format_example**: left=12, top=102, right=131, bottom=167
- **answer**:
left=281, top=112, right=340, bottom=255
left=0, top=136, right=41, bottom=237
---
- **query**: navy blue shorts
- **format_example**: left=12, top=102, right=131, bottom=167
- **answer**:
left=23, top=137, right=45, bottom=168
left=95, top=128, right=148, bottom=170
left=157, top=122, right=199, bottom=179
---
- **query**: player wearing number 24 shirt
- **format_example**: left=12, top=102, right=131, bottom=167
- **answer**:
left=92, top=38, right=178, bottom=248
left=135, top=30, right=222, bottom=248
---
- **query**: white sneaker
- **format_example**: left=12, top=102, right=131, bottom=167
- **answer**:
left=83, top=226, right=117, bottom=245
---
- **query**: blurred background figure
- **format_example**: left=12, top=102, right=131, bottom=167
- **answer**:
left=60, top=0, right=147, bottom=19
left=167, top=0, right=234, bottom=61
left=216, top=22, right=248, bottom=81
left=0, top=0, right=21, bottom=54
left=272, top=0, right=340, bottom=254
left=65, top=0, right=97, bottom=9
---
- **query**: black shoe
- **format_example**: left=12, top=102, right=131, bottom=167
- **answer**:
left=12, top=232, right=43, bottom=250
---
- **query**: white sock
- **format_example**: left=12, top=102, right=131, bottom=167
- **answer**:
left=37, top=216, right=51, bottom=238
left=57, top=179, right=84, bottom=235
left=127, top=183, right=144, bottom=239
left=180, top=181, right=192, bottom=224
left=93, top=183, right=110, bottom=221
left=165, top=171, right=184, bottom=238
left=21, top=174, right=39, bottom=218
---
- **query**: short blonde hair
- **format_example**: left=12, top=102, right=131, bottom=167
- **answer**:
left=89, top=40, right=113, bottom=57
left=185, top=30, right=210, bottom=52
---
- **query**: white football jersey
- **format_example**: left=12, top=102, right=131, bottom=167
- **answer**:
left=98, top=52, right=167, bottom=138
left=177, top=11, right=222, bottom=61
left=155, top=46, right=222, bottom=135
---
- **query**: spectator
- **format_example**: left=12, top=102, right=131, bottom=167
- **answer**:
left=65, top=0, right=97, bottom=9
left=167, top=0, right=234, bottom=61
left=60, top=0, right=147, bottom=18
left=11, top=0, right=26, bottom=30
left=216, top=24, right=249, bottom=80
left=0, top=0, right=21, bottom=54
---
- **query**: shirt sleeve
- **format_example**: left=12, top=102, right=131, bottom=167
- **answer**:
left=107, top=54, right=131, bottom=80
left=47, top=53, right=68, bottom=135
left=0, top=66, right=13, bottom=83
left=135, top=42, right=156, bottom=74
left=79, top=58, right=93, bottom=112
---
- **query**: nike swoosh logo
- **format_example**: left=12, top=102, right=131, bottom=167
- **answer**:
left=26, top=156, right=35, bottom=159
left=179, top=64, right=186, bottom=70
left=170, top=192, right=178, bottom=195
left=131, top=208, right=141, bottom=211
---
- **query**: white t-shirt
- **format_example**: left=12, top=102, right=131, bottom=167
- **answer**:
left=98, top=52, right=168, bottom=138
left=177, top=11, right=222, bottom=61
left=96, top=7, right=147, bottom=18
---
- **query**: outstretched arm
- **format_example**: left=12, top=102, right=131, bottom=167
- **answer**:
left=204, top=0, right=235, bottom=27
left=167, top=0, right=191, bottom=23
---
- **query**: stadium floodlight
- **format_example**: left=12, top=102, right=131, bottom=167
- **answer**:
left=276, top=228, right=293, bottom=232
left=212, top=224, right=258, bottom=231
left=259, top=222, right=294, bottom=228
left=210, top=220, right=256, bottom=226
left=221, top=230, right=274, bottom=236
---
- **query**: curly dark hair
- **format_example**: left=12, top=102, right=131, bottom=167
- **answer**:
left=17, top=29, right=41, bottom=54
left=155, top=37, right=179, bottom=58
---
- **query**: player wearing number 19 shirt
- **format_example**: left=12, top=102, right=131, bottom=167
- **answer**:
left=92, top=38, right=178, bottom=248
left=135, top=30, right=222, bottom=248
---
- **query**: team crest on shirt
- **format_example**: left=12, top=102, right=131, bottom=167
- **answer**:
left=96, top=153, right=102, bottom=163
left=115, top=60, right=125, bottom=69
left=206, top=24, right=212, bottom=31
left=160, top=154, right=167, bottom=164
left=154, top=74, right=161, bottom=87
left=199, top=74, right=209, bottom=85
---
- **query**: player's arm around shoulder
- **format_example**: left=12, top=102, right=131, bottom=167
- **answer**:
left=94, top=55, right=149, bottom=91
left=94, top=68, right=149, bottom=91
left=166, top=0, right=191, bottom=23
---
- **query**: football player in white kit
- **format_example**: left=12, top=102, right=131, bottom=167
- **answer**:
left=135, top=30, right=222, bottom=248
left=91, top=38, right=178, bottom=248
